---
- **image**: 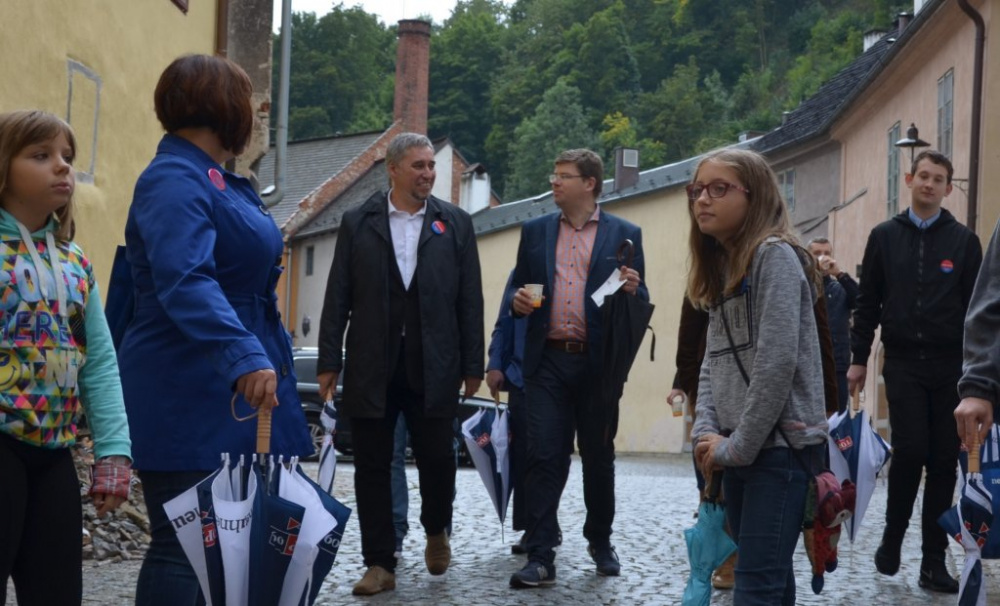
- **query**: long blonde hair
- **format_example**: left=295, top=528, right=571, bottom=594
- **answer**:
left=0, top=110, right=77, bottom=241
left=686, top=148, right=816, bottom=308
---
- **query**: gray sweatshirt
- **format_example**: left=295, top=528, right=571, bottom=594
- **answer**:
left=691, top=240, right=829, bottom=467
left=959, top=219, right=1000, bottom=409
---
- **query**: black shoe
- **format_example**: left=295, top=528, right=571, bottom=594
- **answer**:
left=511, top=535, right=527, bottom=555
left=588, top=544, right=621, bottom=577
left=919, top=560, right=959, bottom=594
left=509, top=561, right=556, bottom=588
left=874, top=541, right=901, bottom=576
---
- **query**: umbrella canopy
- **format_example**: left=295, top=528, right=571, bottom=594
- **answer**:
left=461, top=395, right=511, bottom=526
left=827, top=391, right=891, bottom=542
left=940, top=430, right=1000, bottom=605
left=682, top=472, right=737, bottom=606
left=317, top=399, right=338, bottom=494
left=163, top=401, right=351, bottom=606
left=598, top=240, right=654, bottom=439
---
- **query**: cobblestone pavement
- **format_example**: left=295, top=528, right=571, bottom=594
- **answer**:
left=13, top=453, right=1000, bottom=605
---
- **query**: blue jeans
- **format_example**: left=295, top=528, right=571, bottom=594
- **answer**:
left=723, top=446, right=813, bottom=606
left=391, top=412, right=409, bottom=546
left=135, top=470, right=215, bottom=606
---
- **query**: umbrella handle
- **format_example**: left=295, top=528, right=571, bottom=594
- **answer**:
left=256, top=402, right=272, bottom=455
left=970, top=433, right=980, bottom=474
left=616, top=239, right=635, bottom=269
left=851, top=387, right=861, bottom=414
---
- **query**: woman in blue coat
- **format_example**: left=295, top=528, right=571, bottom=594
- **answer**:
left=120, top=54, right=313, bottom=606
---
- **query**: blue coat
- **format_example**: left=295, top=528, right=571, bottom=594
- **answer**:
left=487, top=272, right=526, bottom=390
left=511, top=209, right=649, bottom=379
left=120, top=135, right=312, bottom=471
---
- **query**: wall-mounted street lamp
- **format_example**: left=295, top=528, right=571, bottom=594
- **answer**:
left=894, top=122, right=930, bottom=167
left=301, top=316, right=311, bottom=338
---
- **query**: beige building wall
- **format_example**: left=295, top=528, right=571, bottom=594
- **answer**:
left=0, top=1, right=218, bottom=289
left=476, top=187, right=693, bottom=453
left=976, top=0, right=999, bottom=237
left=828, top=0, right=989, bottom=413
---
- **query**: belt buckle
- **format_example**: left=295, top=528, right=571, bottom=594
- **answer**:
left=566, top=341, right=584, bottom=354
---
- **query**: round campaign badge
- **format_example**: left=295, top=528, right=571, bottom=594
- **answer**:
left=431, top=220, right=446, bottom=235
left=940, top=259, right=954, bottom=273
left=208, top=168, right=226, bottom=191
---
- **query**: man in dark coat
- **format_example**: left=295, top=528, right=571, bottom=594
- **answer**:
left=808, top=237, right=859, bottom=413
left=317, top=133, right=484, bottom=596
left=507, top=149, right=649, bottom=588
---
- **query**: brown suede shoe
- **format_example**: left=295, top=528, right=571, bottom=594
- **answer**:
left=711, top=552, right=736, bottom=590
left=425, top=532, right=451, bottom=575
left=351, top=565, right=396, bottom=596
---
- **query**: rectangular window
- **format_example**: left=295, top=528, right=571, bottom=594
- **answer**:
left=937, top=69, right=954, bottom=159
left=887, top=122, right=901, bottom=217
left=305, top=246, right=314, bottom=276
left=66, top=60, right=101, bottom=185
left=777, top=168, right=795, bottom=213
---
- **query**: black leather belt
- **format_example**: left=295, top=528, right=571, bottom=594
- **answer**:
left=545, top=339, right=587, bottom=354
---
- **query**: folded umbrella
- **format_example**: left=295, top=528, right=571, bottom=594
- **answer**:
left=599, top=239, right=654, bottom=442
left=461, top=394, right=511, bottom=528
left=682, top=471, right=737, bottom=606
left=827, top=391, right=891, bottom=542
left=316, top=399, right=338, bottom=494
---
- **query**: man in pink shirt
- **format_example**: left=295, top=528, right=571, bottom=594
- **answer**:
left=507, top=149, right=649, bottom=588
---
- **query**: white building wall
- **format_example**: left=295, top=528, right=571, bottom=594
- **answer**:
left=292, top=234, right=338, bottom=347
left=432, top=145, right=454, bottom=202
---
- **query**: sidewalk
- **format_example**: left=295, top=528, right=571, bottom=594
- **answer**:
left=14, top=453, right=999, bottom=605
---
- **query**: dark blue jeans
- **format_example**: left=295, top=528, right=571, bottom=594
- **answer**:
left=135, top=470, right=215, bottom=606
left=523, top=349, right=616, bottom=566
left=723, top=446, right=813, bottom=606
left=391, top=411, right=409, bottom=545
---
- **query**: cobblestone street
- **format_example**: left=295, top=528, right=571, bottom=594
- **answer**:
left=13, top=453, right=1000, bottom=605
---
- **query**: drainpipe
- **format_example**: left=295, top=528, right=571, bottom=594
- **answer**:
left=957, top=0, right=983, bottom=233
left=263, top=0, right=291, bottom=209
left=215, top=0, right=229, bottom=57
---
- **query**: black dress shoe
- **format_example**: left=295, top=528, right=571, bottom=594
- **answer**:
left=874, top=541, right=901, bottom=576
left=919, top=560, right=959, bottom=594
left=588, top=544, right=621, bottom=577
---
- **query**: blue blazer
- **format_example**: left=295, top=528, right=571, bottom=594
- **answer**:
left=511, top=209, right=649, bottom=379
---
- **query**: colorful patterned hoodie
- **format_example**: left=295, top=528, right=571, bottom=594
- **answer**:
left=0, top=208, right=130, bottom=459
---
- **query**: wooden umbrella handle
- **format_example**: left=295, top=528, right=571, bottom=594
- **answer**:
left=969, top=434, right=981, bottom=475
left=851, top=388, right=861, bottom=413
left=256, top=401, right=273, bottom=455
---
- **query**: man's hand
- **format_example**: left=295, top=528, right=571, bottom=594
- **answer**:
left=512, top=287, right=537, bottom=316
left=667, top=388, right=686, bottom=407
left=955, top=397, right=994, bottom=448
left=486, top=370, right=505, bottom=398
left=620, top=266, right=641, bottom=295
left=318, top=371, right=339, bottom=401
left=846, top=364, right=867, bottom=397
left=694, top=433, right=724, bottom=476
left=817, top=255, right=842, bottom=277
left=236, top=369, right=278, bottom=409
left=461, top=376, right=483, bottom=401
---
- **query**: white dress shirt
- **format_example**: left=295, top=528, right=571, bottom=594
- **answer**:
left=387, top=188, right=426, bottom=290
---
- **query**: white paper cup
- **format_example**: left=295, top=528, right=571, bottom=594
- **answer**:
left=525, top=284, right=544, bottom=308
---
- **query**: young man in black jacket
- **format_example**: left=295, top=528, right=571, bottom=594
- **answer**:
left=848, top=150, right=982, bottom=593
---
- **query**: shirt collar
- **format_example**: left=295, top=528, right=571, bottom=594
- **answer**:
left=908, top=207, right=941, bottom=229
left=387, top=188, right=427, bottom=217
left=559, top=205, right=601, bottom=228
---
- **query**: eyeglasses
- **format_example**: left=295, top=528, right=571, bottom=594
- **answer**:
left=549, top=173, right=585, bottom=184
left=686, top=181, right=750, bottom=202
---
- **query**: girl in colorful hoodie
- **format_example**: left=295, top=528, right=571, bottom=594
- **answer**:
left=0, top=110, right=132, bottom=606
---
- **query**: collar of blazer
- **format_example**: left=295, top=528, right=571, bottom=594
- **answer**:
left=364, top=191, right=449, bottom=250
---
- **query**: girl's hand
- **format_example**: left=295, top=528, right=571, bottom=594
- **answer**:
left=694, top=433, right=724, bottom=476
left=236, top=369, right=277, bottom=409
left=90, top=456, right=132, bottom=517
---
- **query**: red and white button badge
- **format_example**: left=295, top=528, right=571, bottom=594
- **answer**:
left=940, top=259, right=954, bottom=274
left=208, top=168, right=226, bottom=191
left=431, top=220, right=447, bottom=235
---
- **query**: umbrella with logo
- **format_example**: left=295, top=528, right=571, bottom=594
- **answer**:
left=461, top=394, right=511, bottom=529
left=682, top=471, right=737, bottom=606
left=939, top=426, right=1000, bottom=605
left=827, top=390, right=891, bottom=543
left=163, top=398, right=352, bottom=605
left=316, top=399, right=338, bottom=494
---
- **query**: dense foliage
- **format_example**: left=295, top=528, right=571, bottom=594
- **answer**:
left=272, top=0, right=908, bottom=201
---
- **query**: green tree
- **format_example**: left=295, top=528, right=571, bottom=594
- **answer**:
left=504, top=80, right=600, bottom=201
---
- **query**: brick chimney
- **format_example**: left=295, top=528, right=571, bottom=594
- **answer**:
left=393, top=19, right=431, bottom=135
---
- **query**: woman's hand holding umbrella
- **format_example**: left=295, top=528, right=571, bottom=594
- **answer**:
left=695, top=433, right=725, bottom=477
left=236, top=368, right=278, bottom=410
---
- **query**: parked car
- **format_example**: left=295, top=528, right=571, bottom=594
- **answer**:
left=292, top=347, right=504, bottom=465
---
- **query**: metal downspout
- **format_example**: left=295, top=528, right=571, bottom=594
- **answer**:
left=957, top=0, right=984, bottom=233
left=264, top=0, right=291, bottom=209
left=215, top=0, right=229, bottom=57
